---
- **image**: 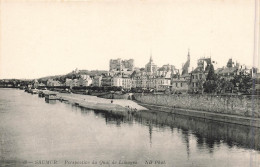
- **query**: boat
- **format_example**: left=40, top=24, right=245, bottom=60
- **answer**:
left=32, top=89, right=39, bottom=94
left=38, top=91, right=45, bottom=97
left=28, top=88, right=33, bottom=94
left=45, top=93, right=58, bottom=100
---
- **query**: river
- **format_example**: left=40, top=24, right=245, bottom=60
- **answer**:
left=0, top=88, right=259, bottom=167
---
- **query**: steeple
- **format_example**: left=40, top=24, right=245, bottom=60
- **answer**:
left=150, top=55, right=153, bottom=63
left=187, top=48, right=190, bottom=60
left=182, top=49, right=191, bottom=75
left=150, top=49, right=153, bottom=63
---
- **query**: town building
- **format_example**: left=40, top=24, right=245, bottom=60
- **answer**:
left=146, top=75, right=157, bottom=89
left=190, top=57, right=211, bottom=93
left=157, top=64, right=177, bottom=77
left=171, top=51, right=191, bottom=93
left=131, top=72, right=171, bottom=91
left=155, top=76, right=171, bottom=91
left=171, top=74, right=191, bottom=94
left=215, top=59, right=252, bottom=82
left=65, top=79, right=73, bottom=88
left=78, top=75, right=92, bottom=87
left=101, top=76, right=112, bottom=87
left=93, top=76, right=102, bottom=87
left=47, top=79, right=62, bottom=87
left=121, top=77, right=132, bottom=89
left=215, top=59, right=238, bottom=81
left=72, top=79, right=79, bottom=87
left=133, top=75, right=148, bottom=89
left=111, top=76, right=133, bottom=89
left=112, top=77, right=123, bottom=87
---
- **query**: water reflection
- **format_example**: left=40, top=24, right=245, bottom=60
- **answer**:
left=79, top=108, right=260, bottom=153
left=94, top=110, right=133, bottom=127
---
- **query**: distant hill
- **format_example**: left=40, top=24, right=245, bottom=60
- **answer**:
left=38, top=75, right=63, bottom=80
left=79, top=70, right=108, bottom=76
left=66, top=70, right=108, bottom=77
left=37, top=70, right=108, bottom=83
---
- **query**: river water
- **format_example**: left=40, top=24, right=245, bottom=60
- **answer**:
left=0, top=88, right=259, bottom=167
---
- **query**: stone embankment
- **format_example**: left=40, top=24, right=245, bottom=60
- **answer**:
left=134, top=94, right=259, bottom=117
left=134, top=93, right=260, bottom=127
left=98, top=93, right=131, bottom=99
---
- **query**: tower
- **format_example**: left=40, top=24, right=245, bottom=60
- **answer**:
left=187, top=49, right=190, bottom=61
left=187, top=49, right=191, bottom=73
left=145, top=51, right=157, bottom=75
left=182, top=49, right=191, bottom=75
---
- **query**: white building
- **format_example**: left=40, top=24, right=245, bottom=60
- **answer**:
left=93, top=76, right=102, bottom=87
left=112, top=77, right=132, bottom=89
left=112, top=77, right=122, bottom=87
left=72, top=79, right=79, bottom=87
left=65, top=79, right=73, bottom=87
left=47, top=79, right=62, bottom=87
left=122, top=77, right=132, bottom=89
left=78, top=76, right=92, bottom=87
left=156, top=77, right=171, bottom=91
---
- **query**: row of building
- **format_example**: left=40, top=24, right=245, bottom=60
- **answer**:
left=33, top=51, right=255, bottom=93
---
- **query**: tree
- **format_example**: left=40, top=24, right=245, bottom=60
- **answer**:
left=58, top=76, right=66, bottom=84
left=206, top=64, right=216, bottom=80
left=203, top=80, right=217, bottom=93
left=231, top=74, right=252, bottom=93
left=203, top=64, right=218, bottom=93
left=225, top=81, right=234, bottom=93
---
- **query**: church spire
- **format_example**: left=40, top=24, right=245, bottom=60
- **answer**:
left=150, top=49, right=153, bottom=62
left=187, top=48, right=190, bottom=60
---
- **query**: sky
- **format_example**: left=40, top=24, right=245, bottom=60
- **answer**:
left=0, top=0, right=259, bottom=79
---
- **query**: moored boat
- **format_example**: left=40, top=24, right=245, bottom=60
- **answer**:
left=38, top=91, right=45, bottom=97
left=45, top=93, right=58, bottom=100
left=32, top=88, right=39, bottom=94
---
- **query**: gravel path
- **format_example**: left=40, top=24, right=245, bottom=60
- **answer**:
left=44, top=91, right=147, bottom=111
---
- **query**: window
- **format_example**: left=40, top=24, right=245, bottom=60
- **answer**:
left=181, top=83, right=183, bottom=87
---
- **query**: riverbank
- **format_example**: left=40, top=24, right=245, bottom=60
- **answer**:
left=43, top=91, right=147, bottom=113
left=42, top=90, right=260, bottom=127
left=132, top=93, right=260, bottom=128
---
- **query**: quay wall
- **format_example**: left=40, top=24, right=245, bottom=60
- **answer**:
left=133, top=94, right=260, bottom=118
left=99, top=93, right=131, bottom=100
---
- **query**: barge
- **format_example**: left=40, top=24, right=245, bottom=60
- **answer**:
left=45, top=93, right=58, bottom=100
